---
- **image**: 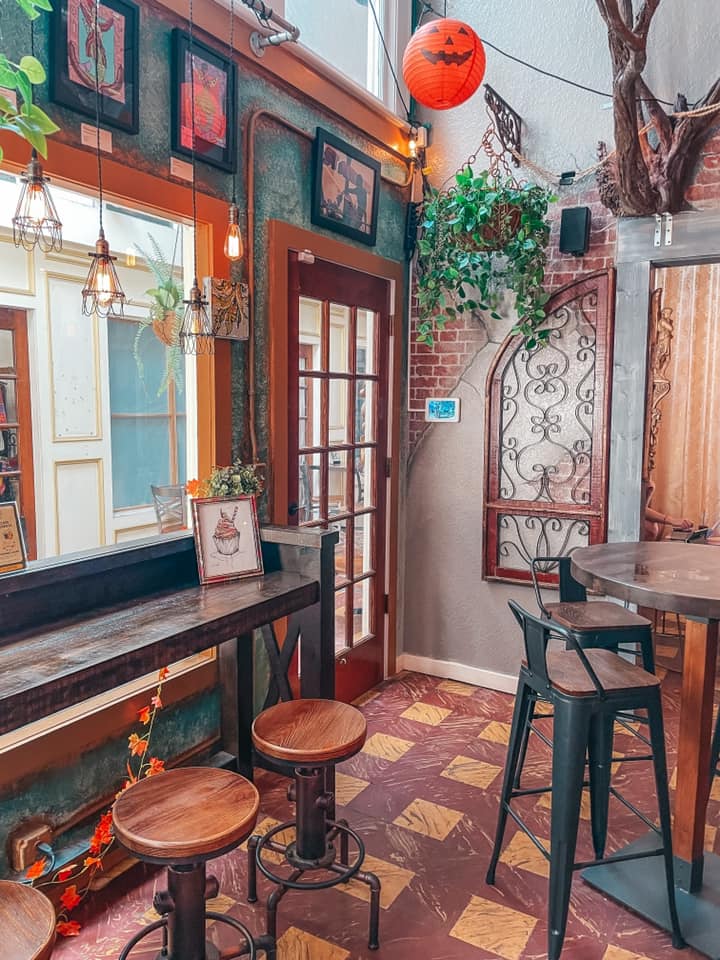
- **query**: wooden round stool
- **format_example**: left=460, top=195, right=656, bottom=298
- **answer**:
left=248, top=699, right=381, bottom=950
left=113, top=767, right=274, bottom=960
left=0, top=880, right=56, bottom=960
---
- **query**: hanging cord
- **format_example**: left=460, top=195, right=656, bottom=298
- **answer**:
left=229, top=0, right=237, bottom=204
left=367, top=0, right=411, bottom=120
left=189, top=0, right=198, bottom=283
left=93, top=0, right=104, bottom=234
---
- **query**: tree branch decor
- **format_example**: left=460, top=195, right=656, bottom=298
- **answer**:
left=595, top=0, right=720, bottom=214
left=24, top=667, right=170, bottom=938
left=416, top=167, right=554, bottom=349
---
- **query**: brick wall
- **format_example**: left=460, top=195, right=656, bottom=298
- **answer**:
left=407, top=126, right=720, bottom=457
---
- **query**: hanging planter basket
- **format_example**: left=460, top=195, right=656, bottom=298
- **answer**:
left=152, top=309, right=179, bottom=347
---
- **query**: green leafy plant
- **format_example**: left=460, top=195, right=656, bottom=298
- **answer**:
left=133, top=231, right=184, bottom=396
left=416, top=167, right=555, bottom=350
left=186, top=460, right=264, bottom=499
left=0, top=0, right=60, bottom=164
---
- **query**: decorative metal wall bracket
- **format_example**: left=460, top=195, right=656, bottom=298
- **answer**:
left=484, top=85, right=522, bottom=167
left=203, top=277, right=250, bottom=340
left=240, top=0, right=300, bottom=57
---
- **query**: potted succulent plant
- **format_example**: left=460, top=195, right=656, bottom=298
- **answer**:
left=185, top=460, right=264, bottom=500
left=416, top=167, right=555, bottom=349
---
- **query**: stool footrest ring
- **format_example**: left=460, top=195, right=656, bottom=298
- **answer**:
left=118, top=911, right=272, bottom=960
left=253, top=818, right=365, bottom=890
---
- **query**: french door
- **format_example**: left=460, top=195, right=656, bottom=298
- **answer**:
left=0, top=309, right=36, bottom=559
left=287, top=253, right=391, bottom=702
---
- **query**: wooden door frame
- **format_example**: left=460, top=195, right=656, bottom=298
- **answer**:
left=268, top=220, right=404, bottom=679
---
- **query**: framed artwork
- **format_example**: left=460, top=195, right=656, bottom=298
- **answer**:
left=191, top=496, right=263, bottom=584
left=50, top=0, right=139, bottom=134
left=171, top=29, right=237, bottom=173
left=311, top=128, right=380, bottom=246
left=0, top=501, right=27, bottom=575
left=425, top=397, right=461, bottom=422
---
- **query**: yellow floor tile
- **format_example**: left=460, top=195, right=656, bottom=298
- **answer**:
left=278, top=926, right=350, bottom=960
left=393, top=797, right=464, bottom=841
left=712, top=776, right=720, bottom=803
left=362, top=732, right=415, bottom=762
left=537, top=789, right=591, bottom=821
left=352, top=689, right=380, bottom=707
left=479, top=720, right=511, bottom=745
left=335, top=772, right=370, bottom=805
left=400, top=702, right=452, bottom=726
left=500, top=829, right=550, bottom=878
left=437, top=679, right=477, bottom=697
left=441, top=754, right=501, bottom=790
left=143, top=893, right=235, bottom=926
left=450, top=894, right=538, bottom=960
left=603, top=947, right=655, bottom=960
left=534, top=700, right=553, bottom=716
left=336, top=852, right=414, bottom=909
left=240, top=816, right=293, bottom=864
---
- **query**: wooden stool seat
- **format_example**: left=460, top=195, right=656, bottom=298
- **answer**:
left=252, top=699, right=366, bottom=764
left=113, top=767, right=259, bottom=864
left=545, top=600, right=651, bottom=633
left=545, top=648, right=660, bottom=697
left=0, top=880, right=56, bottom=960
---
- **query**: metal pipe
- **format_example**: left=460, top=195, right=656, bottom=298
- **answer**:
left=245, top=107, right=414, bottom=462
left=240, top=0, right=301, bottom=54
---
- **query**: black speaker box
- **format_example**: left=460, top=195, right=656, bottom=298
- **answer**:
left=559, top=206, right=591, bottom=256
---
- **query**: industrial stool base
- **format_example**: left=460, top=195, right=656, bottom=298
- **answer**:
left=247, top=769, right=380, bottom=950
left=118, top=861, right=275, bottom=960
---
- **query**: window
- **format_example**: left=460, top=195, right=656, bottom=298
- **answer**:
left=277, top=0, right=409, bottom=112
left=484, top=271, right=615, bottom=583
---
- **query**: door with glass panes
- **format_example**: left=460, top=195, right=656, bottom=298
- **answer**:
left=0, top=309, right=36, bottom=558
left=287, top=254, right=390, bottom=702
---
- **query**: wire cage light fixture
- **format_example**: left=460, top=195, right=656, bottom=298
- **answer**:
left=178, top=0, right=214, bottom=356
left=12, top=22, right=63, bottom=253
left=223, top=0, right=244, bottom=266
left=81, top=0, right=126, bottom=318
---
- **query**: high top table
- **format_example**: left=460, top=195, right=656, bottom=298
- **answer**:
left=571, top=541, right=720, bottom=959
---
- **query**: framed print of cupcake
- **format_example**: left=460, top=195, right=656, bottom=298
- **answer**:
left=191, top=495, right=263, bottom=584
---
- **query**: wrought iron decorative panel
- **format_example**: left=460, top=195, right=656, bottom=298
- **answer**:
left=485, top=271, right=614, bottom=582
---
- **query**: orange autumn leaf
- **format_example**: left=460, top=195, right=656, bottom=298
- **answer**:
left=83, top=856, right=103, bottom=870
left=57, top=920, right=82, bottom=937
left=60, top=885, right=81, bottom=911
left=145, top=756, right=166, bottom=777
left=158, top=666, right=170, bottom=681
left=56, top=865, right=77, bottom=882
left=25, top=858, right=46, bottom=880
left=128, top=733, right=149, bottom=756
left=138, top=705, right=151, bottom=724
left=151, top=694, right=163, bottom=710
left=185, top=479, right=202, bottom=497
left=89, top=811, right=113, bottom=854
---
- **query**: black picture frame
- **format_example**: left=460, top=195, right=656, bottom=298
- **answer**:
left=171, top=29, right=237, bottom=174
left=311, top=128, right=380, bottom=247
left=50, top=0, right=139, bottom=134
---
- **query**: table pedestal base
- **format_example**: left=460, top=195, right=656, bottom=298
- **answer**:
left=582, top=833, right=720, bottom=959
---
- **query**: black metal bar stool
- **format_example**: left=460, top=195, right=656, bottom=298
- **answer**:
left=113, top=766, right=274, bottom=960
left=1, top=880, right=56, bottom=960
left=486, top=601, right=683, bottom=960
left=247, top=698, right=381, bottom=950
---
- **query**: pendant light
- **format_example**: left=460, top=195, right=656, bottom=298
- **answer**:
left=12, top=21, right=63, bottom=253
left=179, top=0, right=214, bottom=356
left=81, top=0, right=125, bottom=317
left=223, top=0, right=243, bottom=264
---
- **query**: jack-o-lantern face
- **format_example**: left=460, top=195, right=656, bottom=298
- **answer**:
left=402, top=19, right=486, bottom=110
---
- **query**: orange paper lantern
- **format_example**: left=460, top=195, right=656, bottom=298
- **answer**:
left=402, top=19, right=486, bottom=110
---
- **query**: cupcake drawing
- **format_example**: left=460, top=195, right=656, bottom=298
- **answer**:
left=212, top=505, right=240, bottom=556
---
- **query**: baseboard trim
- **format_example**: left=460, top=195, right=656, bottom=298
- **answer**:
left=397, top=653, right=517, bottom=694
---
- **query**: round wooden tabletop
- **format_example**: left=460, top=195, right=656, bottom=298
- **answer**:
left=571, top=541, right=720, bottom=619
left=0, top=880, right=56, bottom=960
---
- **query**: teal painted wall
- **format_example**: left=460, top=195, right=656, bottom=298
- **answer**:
left=0, top=0, right=407, bottom=878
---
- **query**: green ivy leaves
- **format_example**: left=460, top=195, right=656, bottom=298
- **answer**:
left=0, top=0, right=59, bottom=164
left=416, top=167, right=555, bottom=350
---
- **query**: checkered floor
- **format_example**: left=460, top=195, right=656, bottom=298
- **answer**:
left=54, top=668, right=718, bottom=960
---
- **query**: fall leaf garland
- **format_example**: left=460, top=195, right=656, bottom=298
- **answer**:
left=24, top=666, right=170, bottom=937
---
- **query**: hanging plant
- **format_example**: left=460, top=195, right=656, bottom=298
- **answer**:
left=133, top=231, right=185, bottom=396
left=416, top=167, right=555, bottom=349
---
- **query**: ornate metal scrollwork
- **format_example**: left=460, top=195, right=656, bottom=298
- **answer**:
left=484, top=85, right=522, bottom=167
left=498, top=515, right=590, bottom=572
